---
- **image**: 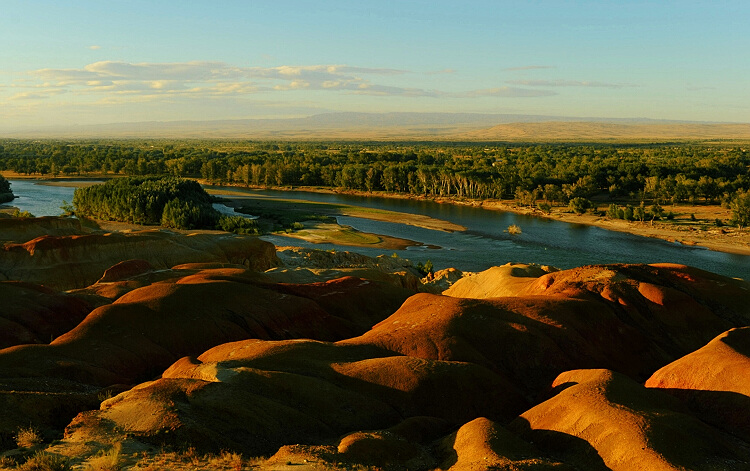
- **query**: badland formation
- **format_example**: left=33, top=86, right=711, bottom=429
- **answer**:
left=0, top=215, right=749, bottom=470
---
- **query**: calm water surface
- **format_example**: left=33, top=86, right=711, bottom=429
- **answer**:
left=7, top=180, right=750, bottom=279
left=211, top=187, right=750, bottom=279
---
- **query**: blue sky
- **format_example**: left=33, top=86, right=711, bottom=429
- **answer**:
left=1, top=0, right=748, bottom=128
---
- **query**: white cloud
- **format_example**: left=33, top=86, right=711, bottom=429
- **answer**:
left=12, top=60, right=561, bottom=105
left=507, top=79, right=635, bottom=89
left=88, top=45, right=101, bottom=50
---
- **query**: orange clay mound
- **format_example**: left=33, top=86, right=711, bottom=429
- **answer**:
left=344, top=292, right=684, bottom=397
left=646, top=327, right=750, bottom=441
left=96, top=259, right=154, bottom=282
left=64, top=338, right=525, bottom=456
left=0, top=268, right=413, bottom=386
left=502, top=263, right=750, bottom=357
left=443, top=262, right=557, bottom=298
left=0, top=281, right=92, bottom=349
left=436, top=417, right=572, bottom=470
left=0, top=230, right=279, bottom=290
left=71, top=261, right=254, bottom=303
left=510, top=369, right=750, bottom=471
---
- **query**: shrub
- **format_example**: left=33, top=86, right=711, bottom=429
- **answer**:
left=85, top=443, right=122, bottom=471
left=11, top=209, right=34, bottom=218
left=536, top=202, right=552, bottom=214
left=568, top=197, right=592, bottom=214
left=15, top=427, right=42, bottom=448
left=606, top=203, right=620, bottom=219
left=217, top=215, right=260, bottom=234
left=17, top=452, right=71, bottom=471
left=730, top=190, right=750, bottom=229
left=506, top=224, right=522, bottom=235
left=416, top=260, right=434, bottom=277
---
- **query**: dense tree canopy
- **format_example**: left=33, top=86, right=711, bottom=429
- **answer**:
left=0, top=173, right=13, bottom=203
left=2, top=139, right=748, bottom=212
left=72, top=176, right=261, bottom=233
left=73, top=177, right=217, bottom=227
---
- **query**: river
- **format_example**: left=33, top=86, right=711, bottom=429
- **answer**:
left=6, top=179, right=750, bottom=279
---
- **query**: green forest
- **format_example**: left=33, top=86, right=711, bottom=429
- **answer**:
left=72, top=176, right=258, bottom=232
left=0, top=174, right=12, bottom=204
left=1, top=139, right=749, bottom=224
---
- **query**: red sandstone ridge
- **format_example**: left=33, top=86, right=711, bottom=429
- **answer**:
left=646, top=327, right=750, bottom=442
left=0, top=267, right=413, bottom=387
left=0, top=281, right=92, bottom=349
left=64, top=338, right=526, bottom=456
left=0, top=216, right=83, bottom=243
left=1, top=259, right=749, bottom=469
left=0, top=229, right=279, bottom=290
left=509, top=369, right=750, bottom=471
left=447, top=263, right=750, bottom=358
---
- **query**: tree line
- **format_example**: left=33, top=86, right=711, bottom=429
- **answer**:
left=2, top=139, right=749, bottom=224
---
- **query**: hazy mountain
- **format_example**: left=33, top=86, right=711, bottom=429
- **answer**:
left=0, top=112, right=744, bottom=141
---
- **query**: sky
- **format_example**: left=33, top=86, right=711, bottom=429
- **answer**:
left=1, top=0, right=748, bottom=129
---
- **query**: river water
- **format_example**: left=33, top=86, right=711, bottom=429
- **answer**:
left=6, top=180, right=750, bottom=279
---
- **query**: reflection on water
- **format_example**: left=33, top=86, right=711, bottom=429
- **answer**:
left=5, top=180, right=89, bottom=217
left=8, top=181, right=749, bottom=279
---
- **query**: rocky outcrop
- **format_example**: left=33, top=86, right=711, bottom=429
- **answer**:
left=0, top=216, right=82, bottom=243
left=0, top=230, right=279, bottom=290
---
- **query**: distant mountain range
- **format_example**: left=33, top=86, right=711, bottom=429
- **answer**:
left=2, top=112, right=748, bottom=141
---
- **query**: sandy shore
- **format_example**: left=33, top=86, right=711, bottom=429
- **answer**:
left=215, top=184, right=750, bottom=257
left=475, top=200, right=750, bottom=256
left=276, top=221, right=429, bottom=250
left=211, top=190, right=466, bottom=233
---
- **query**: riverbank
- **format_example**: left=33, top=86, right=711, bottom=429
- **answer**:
left=205, top=182, right=750, bottom=257
left=6, top=174, right=749, bottom=256
left=479, top=200, right=750, bottom=257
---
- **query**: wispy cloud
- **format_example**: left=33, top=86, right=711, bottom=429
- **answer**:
left=687, top=86, right=716, bottom=91
left=503, top=65, right=556, bottom=71
left=507, top=79, right=636, bottom=89
left=88, top=45, right=101, bottom=50
left=425, top=68, right=456, bottom=75
left=463, top=87, right=557, bottom=98
left=10, top=89, right=67, bottom=100
left=10, top=60, right=557, bottom=104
